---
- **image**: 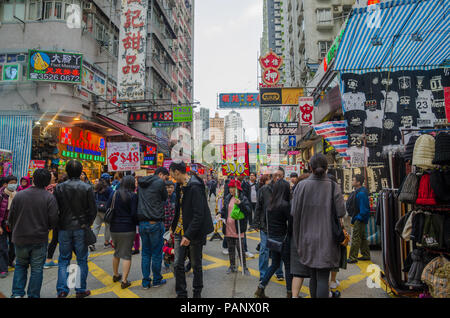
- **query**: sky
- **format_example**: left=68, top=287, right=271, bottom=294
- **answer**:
left=193, top=0, right=263, bottom=142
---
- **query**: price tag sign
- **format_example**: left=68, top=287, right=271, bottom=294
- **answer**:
left=107, top=142, right=141, bottom=171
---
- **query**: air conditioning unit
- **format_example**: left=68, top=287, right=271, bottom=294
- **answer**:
left=83, top=2, right=96, bottom=13
left=333, top=5, right=343, bottom=15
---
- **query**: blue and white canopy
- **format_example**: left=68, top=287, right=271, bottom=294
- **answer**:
left=334, top=0, right=450, bottom=74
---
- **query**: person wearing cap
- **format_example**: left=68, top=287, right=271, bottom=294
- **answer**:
left=169, top=160, right=214, bottom=298
left=219, top=179, right=252, bottom=275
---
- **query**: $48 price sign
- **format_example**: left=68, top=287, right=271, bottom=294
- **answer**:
left=107, top=142, right=141, bottom=172
left=222, top=161, right=249, bottom=176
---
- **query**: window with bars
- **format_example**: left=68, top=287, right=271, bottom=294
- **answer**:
left=316, top=8, right=332, bottom=25
left=318, top=41, right=332, bottom=59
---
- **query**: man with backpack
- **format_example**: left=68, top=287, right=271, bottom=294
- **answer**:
left=346, top=174, right=371, bottom=264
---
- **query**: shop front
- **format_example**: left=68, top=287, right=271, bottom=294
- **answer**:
left=57, top=127, right=106, bottom=181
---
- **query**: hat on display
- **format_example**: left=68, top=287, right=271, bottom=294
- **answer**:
left=228, top=179, right=242, bottom=191
left=412, top=135, right=436, bottom=169
left=403, top=135, right=419, bottom=162
left=101, top=173, right=111, bottom=180
left=432, top=132, right=450, bottom=165
left=415, top=173, right=437, bottom=206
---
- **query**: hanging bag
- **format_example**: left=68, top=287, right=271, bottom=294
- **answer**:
left=397, top=173, right=419, bottom=203
left=265, top=204, right=287, bottom=254
left=104, top=192, right=117, bottom=224
left=230, top=193, right=245, bottom=220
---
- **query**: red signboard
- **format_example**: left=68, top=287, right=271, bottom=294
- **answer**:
left=150, top=111, right=173, bottom=122
left=221, top=142, right=250, bottom=176
left=259, top=49, right=283, bottom=86
left=445, top=87, right=450, bottom=123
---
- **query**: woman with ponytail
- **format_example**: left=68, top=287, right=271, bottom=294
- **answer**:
left=290, top=154, right=346, bottom=298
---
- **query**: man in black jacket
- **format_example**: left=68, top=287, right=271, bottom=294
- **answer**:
left=53, top=160, right=97, bottom=298
left=137, top=167, right=169, bottom=289
left=8, top=169, right=59, bottom=298
left=169, top=160, right=214, bottom=298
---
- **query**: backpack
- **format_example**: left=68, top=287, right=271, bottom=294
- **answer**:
left=346, top=188, right=361, bottom=218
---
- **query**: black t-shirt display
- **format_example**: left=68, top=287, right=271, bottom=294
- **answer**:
left=345, top=110, right=366, bottom=135
left=369, top=146, right=384, bottom=164
left=365, top=127, right=383, bottom=148
left=382, top=113, right=402, bottom=145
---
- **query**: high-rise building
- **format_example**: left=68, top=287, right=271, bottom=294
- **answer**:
left=281, top=0, right=353, bottom=87
left=225, top=111, right=244, bottom=145
left=199, top=107, right=210, bottom=141
left=209, top=112, right=224, bottom=146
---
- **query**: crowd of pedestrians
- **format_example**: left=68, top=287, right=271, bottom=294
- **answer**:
left=0, top=153, right=371, bottom=298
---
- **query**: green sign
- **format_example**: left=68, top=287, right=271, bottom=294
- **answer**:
left=2, top=64, right=19, bottom=81
left=173, top=106, right=193, bottom=122
left=28, top=50, right=82, bottom=83
left=326, top=19, right=348, bottom=65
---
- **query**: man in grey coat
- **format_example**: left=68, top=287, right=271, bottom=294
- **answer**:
left=290, top=154, right=346, bottom=298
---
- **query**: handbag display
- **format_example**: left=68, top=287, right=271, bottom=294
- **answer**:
left=104, top=192, right=117, bottom=224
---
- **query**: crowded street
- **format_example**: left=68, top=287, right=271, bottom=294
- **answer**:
left=0, top=0, right=449, bottom=304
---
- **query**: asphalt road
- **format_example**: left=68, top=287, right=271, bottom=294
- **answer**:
left=0, top=195, right=391, bottom=298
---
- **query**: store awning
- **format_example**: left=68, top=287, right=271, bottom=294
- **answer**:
left=334, top=0, right=450, bottom=74
left=96, top=114, right=156, bottom=144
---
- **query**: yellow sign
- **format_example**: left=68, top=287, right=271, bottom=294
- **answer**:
left=157, top=153, right=164, bottom=166
left=282, top=88, right=304, bottom=105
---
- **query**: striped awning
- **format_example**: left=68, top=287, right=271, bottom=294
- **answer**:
left=334, top=0, right=450, bottom=74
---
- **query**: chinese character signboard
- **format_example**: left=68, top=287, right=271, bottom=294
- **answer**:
left=152, top=122, right=178, bottom=127
left=219, top=93, right=260, bottom=108
left=117, top=0, right=148, bottom=101
left=173, top=106, right=193, bottom=122
left=299, top=96, right=315, bottom=126
left=58, top=127, right=106, bottom=163
left=268, top=122, right=299, bottom=135
left=28, top=160, right=46, bottom=177
left=221, top=143, right=250, bottom=177
left=259, top=49, right=283, bottom=86
left=150, top=111, right=173, bottom=122
left=141, top=143, right=157, bottom=166
left=128, top=111, right=149, bottom=123
left=107, top=142, right=141, bottom=172
left=28, top=50, right=82, bottom=83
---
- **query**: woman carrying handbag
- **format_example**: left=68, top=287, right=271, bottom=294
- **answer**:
left=254, top=179, right=293, bottom=298
left=106, top=176, right=138, bottom=289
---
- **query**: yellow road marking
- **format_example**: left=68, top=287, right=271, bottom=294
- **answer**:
left=88, top=262, right=140, bottom=298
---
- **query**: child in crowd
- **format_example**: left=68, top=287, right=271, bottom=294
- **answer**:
left=163, top=232, right=175, bottom=270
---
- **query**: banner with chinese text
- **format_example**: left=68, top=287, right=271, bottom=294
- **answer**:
left=117, top=0, right=148, bottom=101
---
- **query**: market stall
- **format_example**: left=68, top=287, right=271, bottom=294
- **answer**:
left=332, top=0, right=450, bottom=297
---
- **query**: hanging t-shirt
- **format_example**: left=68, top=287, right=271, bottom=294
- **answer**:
left=381, top=90, right=399, bottom=113
left=348, top=133, right=364, bottom=148
left=369, top=146, right=384, bottom=164
left=415, top=89, right=435, bottom=128
left=347, top=146, right=369, bottom=167
left=343, top=92, right=366, bottom=112
left=345, top=110, right=366, bottom=135
left=365, top=109, right=384, bottom=129
left=382, top=113, right=402, bottom=145
left=365, top=127, right=383, bottom=148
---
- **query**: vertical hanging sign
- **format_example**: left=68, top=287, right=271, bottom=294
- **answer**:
left=117, top=0, right=148, bottom=101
